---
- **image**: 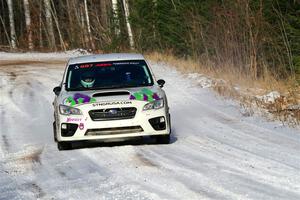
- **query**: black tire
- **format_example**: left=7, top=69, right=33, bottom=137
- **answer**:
left=57, top=142, right=72, bottom=151
left=53, top=121, right=57, bottom=142
left=156, top=134, right=170, bottom=144
left=168, top=113, right=172, bottom=134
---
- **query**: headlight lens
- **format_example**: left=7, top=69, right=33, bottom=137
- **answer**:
left=59, top=105, right=82, bottom=115
left=143, top=99, right=164, bottom=111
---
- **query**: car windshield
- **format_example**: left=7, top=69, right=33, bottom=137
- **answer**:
left=66, top=60, right=154, bottom=91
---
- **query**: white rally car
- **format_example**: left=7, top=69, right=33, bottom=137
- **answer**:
left=53, top=53, right=171, bottom=150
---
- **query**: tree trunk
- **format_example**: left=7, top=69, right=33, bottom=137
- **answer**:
left=66, top=0, right=74, bottom=48
left=7, top=0, right=16, bottom=49
left=245, top=0, right=257, bottom=78
left=122, top=0, right=134, bottom=49
left=70, top=0, right=83, bottom=47
left=50, top=0, right=66, bottom=51
left=0, top=15, right=11, bottom=46
left=80, top=5, right=88, bottom=48
left=100, top=0, right=108, bottom=29
left=23, top=0, right=33, bottom=50
left=111, top=0, right=120, bottom=35
left=39, top=0, right=43, bottom=48
left=84, top=0, right=95, bottom=49
left=44, top=0, right=56, bottom=50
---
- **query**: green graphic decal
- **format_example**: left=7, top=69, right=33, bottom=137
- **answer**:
left=65, top=93, right=96, bottom=107
left=129, top=88, right=160, bottom=102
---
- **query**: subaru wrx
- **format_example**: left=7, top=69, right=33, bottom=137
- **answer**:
left=53, top=53, right=171, bottom=150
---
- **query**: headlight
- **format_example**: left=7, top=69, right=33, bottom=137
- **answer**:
left=59, top=105, right=82, bottom=115
left=143, top=99, right=164, bottom=111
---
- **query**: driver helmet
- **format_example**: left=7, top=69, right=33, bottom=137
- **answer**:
left=80, top=71, right=95, bottom=88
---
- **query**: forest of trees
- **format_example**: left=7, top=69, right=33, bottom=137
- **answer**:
left=0, top=0, right=299, bottom=81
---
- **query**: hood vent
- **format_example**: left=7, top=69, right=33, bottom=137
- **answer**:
left=92, top=91, right=130, bottom=97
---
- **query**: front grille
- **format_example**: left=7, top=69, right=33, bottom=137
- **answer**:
left=85, top=126, right=143, bottom=136
left=89, top=107, right=137, bottom=121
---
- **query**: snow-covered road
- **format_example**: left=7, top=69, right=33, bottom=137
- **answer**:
left=0, top=53, right=299, bottom=200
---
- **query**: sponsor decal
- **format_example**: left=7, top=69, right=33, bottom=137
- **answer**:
left=64, top=93, right=96, bottom=107
left=78, top=63, right=112, bottom=69
left=80, top=64, right=93, bottom=68
left=79, top=123, right=84, bottom=130
left=92, top=101, right=132, bottom=107
left=95, top=63, right=112, bottom=67
left=113, top=62, right=140, bottom=65
left=76, top=62, right=140, bottom=70
left=129, top=88, right=160, bottom=102
left=67, top=118, right=82, bottom=122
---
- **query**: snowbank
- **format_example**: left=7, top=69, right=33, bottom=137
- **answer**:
left=256, top=91, right=281, bottom=104
left=187, top=73, right=214, bottom=88
left=0, top=49, right=89, bottom=61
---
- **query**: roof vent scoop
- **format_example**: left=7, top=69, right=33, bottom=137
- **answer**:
left=92, top=91, right=130, bottom=97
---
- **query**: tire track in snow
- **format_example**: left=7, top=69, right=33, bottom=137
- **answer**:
left=1, top=135, right=10, bottom=153
left=22, top=182, right=46, bottom=199
left=81, top=146, right=202, bottom=200
left=0, top=146, right=45, bottom=199
left=134, top=152, right=159, bottom=167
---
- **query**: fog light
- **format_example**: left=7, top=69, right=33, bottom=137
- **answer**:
left=61, top=123, right=78, bottom=137
left=149, top=116, right=166, bottom=131
left=62, top=124, right=67, bottom=129
left=160, top=117, right=165, bottom=123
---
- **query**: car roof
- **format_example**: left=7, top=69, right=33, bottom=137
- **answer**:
left=68, top=53, right=145, bottom=65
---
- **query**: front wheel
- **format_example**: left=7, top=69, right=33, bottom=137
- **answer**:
left=57, top=142, right=72, bottom=151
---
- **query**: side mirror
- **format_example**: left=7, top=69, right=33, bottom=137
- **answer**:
left=157, top=79, right=165, bottom=88
left=53, top=86, right=61, bottom=96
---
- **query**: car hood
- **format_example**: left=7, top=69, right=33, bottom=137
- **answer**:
left=58, top=86, right=165, bottom=107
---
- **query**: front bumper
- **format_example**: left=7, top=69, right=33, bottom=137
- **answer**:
left=55, top=101, right=170, bottom=142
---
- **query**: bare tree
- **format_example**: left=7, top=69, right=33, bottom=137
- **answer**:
left=66, top=0, right=83, bottom=48
left=0, top=15, right=11, bottom=47
left=111, top=0, right=120, bottom=35
left=80, top=4, right=88, bottom=47
left=44, top=0, right=56, bottom=50
left=50, top=0, right=66, bottom=51
left=66, top=0, right=74, bottom=47
left=100, top=0, right=108, bottom=29
left=122, top=0, right=134, bottom=49
left=23, top=0, right=33, bottom=50
left=7, top=0, right=16, bottom=49
left=39, top=0, right=43, bottom=48
left=84, top=0, right=95, bottom=49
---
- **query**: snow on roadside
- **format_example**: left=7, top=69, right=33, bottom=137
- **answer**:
left=183, top=71, right=299, bottom=125
left=256, top=91, right=281, bottom=104
left=0, top=49, right=89, bottom=61
left=186, top=73, right=214, bottom=88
